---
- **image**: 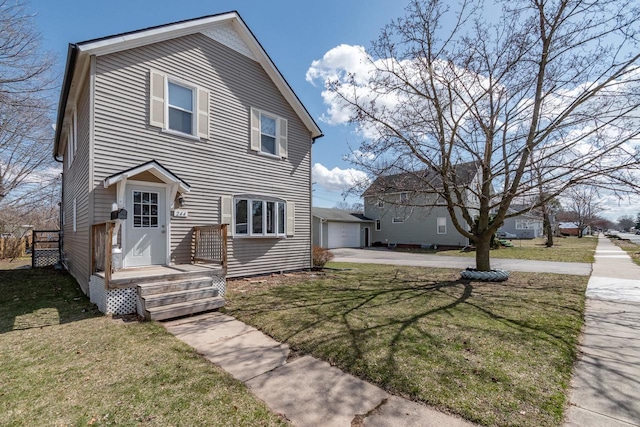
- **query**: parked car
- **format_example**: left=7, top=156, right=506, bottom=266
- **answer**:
left=497, top=231, right=517, bottom=239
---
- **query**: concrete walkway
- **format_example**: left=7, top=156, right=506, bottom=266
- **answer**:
left=162, top=236, right=640, bottom=426
left=565, top=235, right=640, bottom=427
left=164, top=312, right=475, bottom=427
left=331, top=247, right=592, bottom=276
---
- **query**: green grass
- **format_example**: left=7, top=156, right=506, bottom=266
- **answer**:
left=609, top=238, right=640, bottom=266
left=225, top=263, right=588, bottom=427
left=436, top=236, right=597, bottom=263
left=0, top=261, right=287, bottom=427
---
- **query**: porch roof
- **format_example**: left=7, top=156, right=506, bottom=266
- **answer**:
left=103, top=160, right=191, bottom=193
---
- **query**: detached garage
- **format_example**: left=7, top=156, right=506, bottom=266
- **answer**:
left=312, top=207, right=374, bottom=249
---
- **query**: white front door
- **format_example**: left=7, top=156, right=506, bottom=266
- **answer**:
left=124, top=184, right=167, bottom=267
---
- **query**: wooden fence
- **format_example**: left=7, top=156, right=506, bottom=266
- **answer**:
left=31, top=230, right=60, bottom=268
left=0, top=236, right=31, bottom=259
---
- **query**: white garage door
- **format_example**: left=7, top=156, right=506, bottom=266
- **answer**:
left=328, top=222, right=360, bottom=248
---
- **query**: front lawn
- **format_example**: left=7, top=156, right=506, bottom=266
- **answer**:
left=609, top=238, right=640, bottom=266
left=437, top=236, right=597, bottom=263
left=0, top=263, right=287, bottom=426
left=226, top=263, right=588, bottom=427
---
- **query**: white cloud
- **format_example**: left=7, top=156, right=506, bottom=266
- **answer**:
left=306, top=44, right=372, bottom=86
left=312, top=163, right=369, bottom=193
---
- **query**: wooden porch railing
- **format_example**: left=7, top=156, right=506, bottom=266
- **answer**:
left=92, top=221, right=115, bottom=287
left=192, top=224, right=227, bottom=271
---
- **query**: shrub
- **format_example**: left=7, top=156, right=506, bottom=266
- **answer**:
left=313, top=246, right=334, bottom=268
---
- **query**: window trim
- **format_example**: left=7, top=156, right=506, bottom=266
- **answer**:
left=437, top=216, right=447, bottom=234
left=234, top=197, right=287, bottom=238
left=166, top=78, right=196, bottom=137
left=250, top=107, right=288, bottom=159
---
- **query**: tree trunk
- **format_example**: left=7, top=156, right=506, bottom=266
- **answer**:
left=475, top=234, right=492, bottom=271
left=544, top=211, right=554, bottom=247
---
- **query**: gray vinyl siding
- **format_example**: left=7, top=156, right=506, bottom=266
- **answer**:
left=91, top=33, right=312, bottom=277
left=364, top=195, right=469, bottom=247
left=62, top=82, right=92, bottom=293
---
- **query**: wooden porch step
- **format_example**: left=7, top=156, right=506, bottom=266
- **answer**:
left=143, top=287, right=219, bottom=308
left=138, top=276, right=214, bottom=297
left=146, top=296, right=225, bottom=321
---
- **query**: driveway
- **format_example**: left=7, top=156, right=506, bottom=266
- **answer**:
left=616, top=232, right=640, bottom=245
left=331, top=247, right=592, bottom=276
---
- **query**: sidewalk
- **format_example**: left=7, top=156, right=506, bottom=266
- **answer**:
left=565, top=235, right=640, bottom=427
left=164, top=312, right=475, bottom=427
left=331, top=247, right=592, bottom=276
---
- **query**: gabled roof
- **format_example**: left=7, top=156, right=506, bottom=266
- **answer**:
left=53, top=11, right=322, bottom=157
left=103, top=160, right=190, bottom=193
left=312, top=207, right=373, bottom=223
left=363, top=162, right=479, bottom=196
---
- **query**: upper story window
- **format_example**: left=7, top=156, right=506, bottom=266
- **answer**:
left=377, top=200, right=384, bottom=208
left=437, top=217, right=447, bottom=234
left=250, top=107, right=288, bottom=159
left=149, top=70, right=210, bottom=139
left=400, top=192, right=408, bottom=203
left=392, top=217, right=405, bottom=223
left=260, top=113, right=277, bottom=155
left=375, top=219, right=381, bottom=230
left=167, top=81, right=194, bottom=135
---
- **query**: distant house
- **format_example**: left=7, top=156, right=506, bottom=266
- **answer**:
left=498, top=205, right=544, bottom=239
left=52, top=12, right=322, bottom=319
left=312, top=207, right=373, bottom=249
left=362, top=163, right=479, bottom=248
left=558, top=222, right=591, bottom=237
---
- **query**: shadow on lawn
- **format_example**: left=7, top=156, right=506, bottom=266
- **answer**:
left=0, top=267, right=100, bottom=334
left=229, top=270, right=583, bottom=382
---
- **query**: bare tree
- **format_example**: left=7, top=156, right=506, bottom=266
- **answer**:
left=334, top=201, right=364, bottom=213
left=562, top=186, right=603, bottom=237
left=618, top=215, right=636, bottom=232
left=0, top=0, right=57, bottom=207
left=320, top=0, right=640, bottom=271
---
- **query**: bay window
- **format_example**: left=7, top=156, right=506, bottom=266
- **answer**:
left=235, top=197, right=287, bottom=237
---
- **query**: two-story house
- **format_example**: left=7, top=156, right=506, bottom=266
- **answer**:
left=53, top=12, right=322, bottom=319
left=363, top=163, right=479, bottom=248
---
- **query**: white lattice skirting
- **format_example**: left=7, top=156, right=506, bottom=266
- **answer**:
left=213, top=275, right=226, bottom=296
left=89, top=275, right=138, bottom=315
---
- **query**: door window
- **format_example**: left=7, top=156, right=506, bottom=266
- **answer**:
left=133, top=191, right=159, bottom=228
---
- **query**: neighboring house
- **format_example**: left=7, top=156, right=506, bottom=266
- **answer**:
left=362, top=163, right=479, bottom=248
left=558, top=222, right=591, bottom=236
left=53, top=12, right=322, bottom=319
left=499, top=205, right=544, bottom=239
left=312, top=207, right=373, bottom=249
